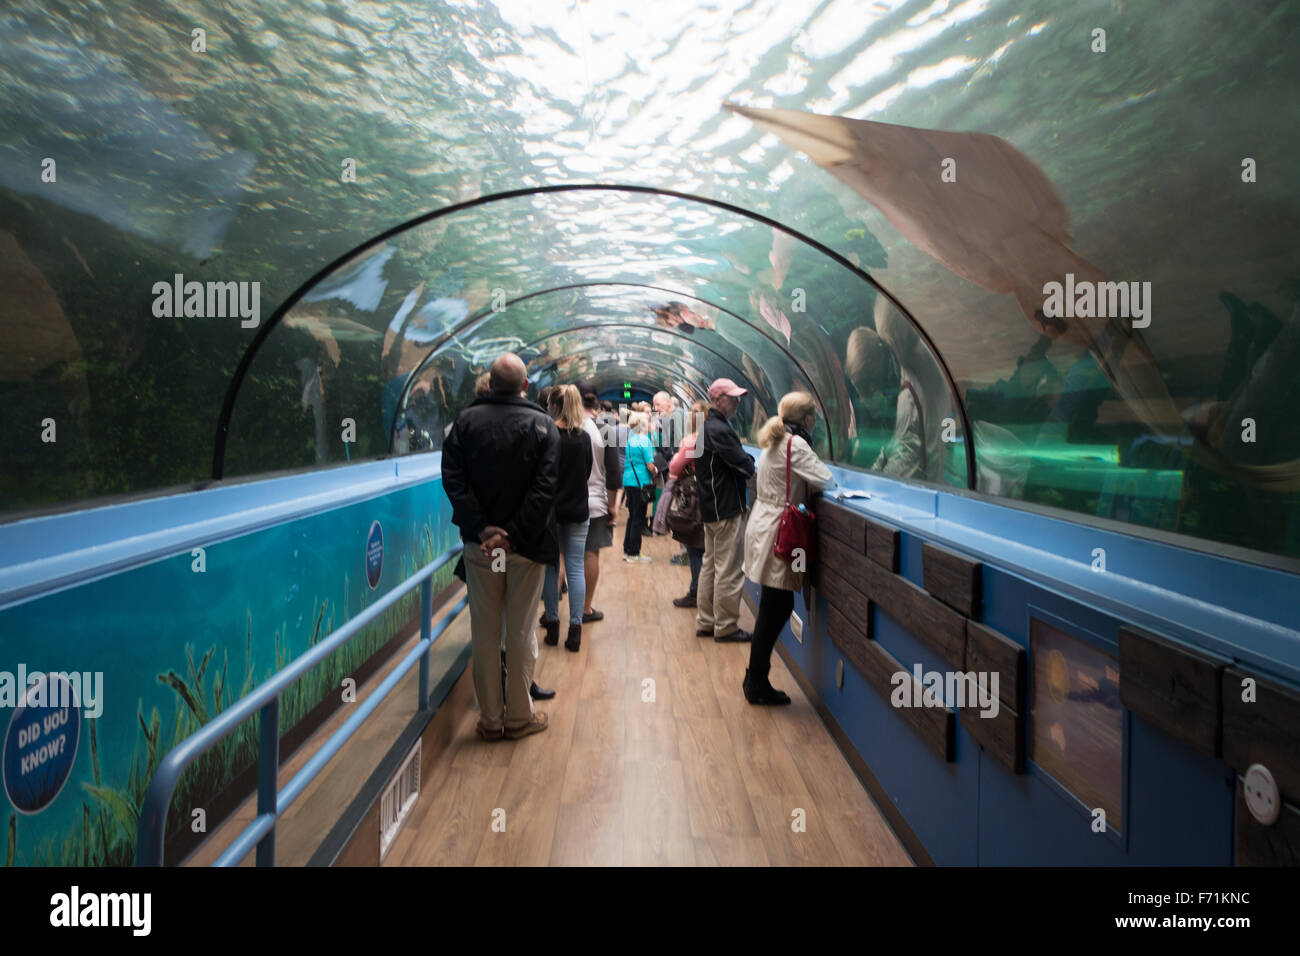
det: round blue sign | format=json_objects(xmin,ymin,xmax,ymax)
[
  {"xmin": 365, "ymin": 520, "xmax": 384, "ymax": 590},
  {"xmin": 3, "ymin": 673, "xmax": 81, "ymax": 815}
]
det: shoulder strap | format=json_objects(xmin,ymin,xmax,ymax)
[{"xmin": 785, "ymin": 435, "xmax": 793, "ymax": 504}]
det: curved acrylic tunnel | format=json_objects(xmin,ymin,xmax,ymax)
[
  {"xmin": 219, "ymin": 186, "xmax": 968, "ymax": 487},
  {"xmin": 4, "ymin": 1, "xmax": 1299, "ymax": 567},
  {"xmin": 394, "ymin": 291, "xmax": 804, "ymax": 438},
  {"xmin": 207, "ymin": 178, "xmax": 1300, "ymax": 563}
]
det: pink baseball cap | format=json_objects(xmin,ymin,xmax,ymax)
[{"xmin": 708, "ymin": 378, "xmax": 748, "ymax": 402}]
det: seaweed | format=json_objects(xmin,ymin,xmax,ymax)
[{"xmin": 10, "ymin": 517, "xmax": 458, "ymax": 866}]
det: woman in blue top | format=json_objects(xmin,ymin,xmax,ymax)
[{"xmin": 622, "ymin": 412, "xmax": 658, "ymax": 562}]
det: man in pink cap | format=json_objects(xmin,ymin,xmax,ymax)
[{"xmin": 695, "ymin": 378, "xmax": 757, "ymax": 642}]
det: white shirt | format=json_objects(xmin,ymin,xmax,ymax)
[{"xmin": 584, "ymin": 417, "xmax": 609, "ymax": 517}]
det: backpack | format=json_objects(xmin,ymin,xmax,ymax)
[{"xmin": 666, "ymin": 470, "xmax": 702, "ymax": 536}]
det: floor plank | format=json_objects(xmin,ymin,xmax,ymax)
[{"xmin": 387, "ymin": 528, "xmax": 911, "ymax": 867}]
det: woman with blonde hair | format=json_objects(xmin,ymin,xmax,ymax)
[
  {"xmin": 741, "ymin": 391, "xmax": 835, "ymax": 704},
  {"xmin": 622, "ymin": 410, "xmax": 658, "ymax": 562},
  {"xmin": 540, "ymin": 384, "xmax": 594, "ymax": 650}
]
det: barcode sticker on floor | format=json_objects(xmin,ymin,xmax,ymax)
[{"xmin": 379, "ymin": 740, "xmax": 421, "ymax": 860}]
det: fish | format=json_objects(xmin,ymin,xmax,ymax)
[
  {"xmin": 283, "ymin": 308, "xmax": 383, "ymax": 367},
  {"xmin": 0, "ymin": 231, "xmax": 90, "ymax": 427},
  {"xmin": 725, "ymin": 102, "xmax": 1300, "ymax": 490},
  {"xmin": 295, "ymin": 358, "xmax": 327, "ymax": 465},
  {"xmin": 412, "ymin": 297, "xmax": 470, "ymax": 341},
  {"xmin": 769, "ymin": 227, "xmax": 797, "ymax": 289},
  {"xmin": 283, "ymin": 310, "xmax": 383, "ymax": 342},
  {"xmin": 61, "ymin": 237, "xmax": 94, "ymax": 280},
  {"xmin": 755, "ymin": 292, "xmax": 792, "ymax": 344},
  {"xmin": 301, "ymin": 245, "xmax": 395, "ymax": 312},
  {"xmin": 382, "ymin": 281, "xmax": 425, "ymax": 371}
]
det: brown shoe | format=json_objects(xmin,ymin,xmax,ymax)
[
  {"xmin": 504, "ymin": 712, "xmax": 549, "ymax": 740},
  {"xmin": 476, "ymin": 721, "xmax": 504, "ymax": 741}
]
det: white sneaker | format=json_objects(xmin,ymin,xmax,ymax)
[{"xmin": 636, "ymin": 555, "xmax": 653, "ymax": 563}]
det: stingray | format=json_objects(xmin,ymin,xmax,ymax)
[
  {"xmin": 0, "ymin": 21, "xmax": 253, "ymax": 258},
  {"xmin": 725, "ymin": 102, "xmax": 1300, "ymax": 491}
]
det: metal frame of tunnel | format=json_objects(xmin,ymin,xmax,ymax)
[
  {"xmin": 530, "ymin": 355, "xmax": 733, "ymax": 411},
  {"xmin": 389, "ymin": 282, "xmax": 830, "ymax": 432},
  {"xmin": 213, "ymin": 184, "xmax": 976, "ymax": 487},
  {"xmin": 392, "ymin": 302, "xmax": 829, "ymax": 451},
  {"xmin": 526, "ymin": 341, "xmax": 756, "ymax": 412},
  {"xmin": 515, "ymin": 320, "xmax": 798, "ymax": 402}
]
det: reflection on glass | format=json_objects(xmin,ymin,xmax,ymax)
[
  {"xmin": 1029, "ymin": 617, "xmax": 1123, "ymax": 834},
  {"xmin": 2, "ymin": 0, "xmax": 1297, "ymax": 566},
  {"xmin": 221, "ymin": 191, "xmax": 964, "ymax": 496}
]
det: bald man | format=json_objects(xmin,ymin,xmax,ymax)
[{"xmin": 443, "ymin": 353, "xmax": 560, "ymax": 740}]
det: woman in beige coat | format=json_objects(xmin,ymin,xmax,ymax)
[{"xmin": 742, "ymin": 392, "xmax": 835, "ymax": 705}]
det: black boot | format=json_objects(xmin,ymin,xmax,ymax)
[
  {"xmin": 742, "ymin": 668, "xmax": 791, "ymax": 706},
  {"xmin": 542, "ymin": 618, "xmax": 560, "ymax": 646},
  {"xmin": 565, "ymin": 622, "xmax": 581, "ymax": 652},
  {"xmin": 503, "ymin": 650, "xmax": 554, "ymax": 699}
]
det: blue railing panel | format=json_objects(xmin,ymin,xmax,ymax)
[{"xmin": 136, "ymin": 542, "xmax": 465, "ymax": 866}]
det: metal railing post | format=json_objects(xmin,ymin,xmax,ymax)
[
  {"xmin": 418, "ymin": 577, "xmax": 433, "ymax": 711},
  {"xmin": 134, "ymin": 544, "xmax": 462, "ymax": 866},
  {"xmin": 256, "ymin": 699, "xmax": 279, "ymax": 866}
]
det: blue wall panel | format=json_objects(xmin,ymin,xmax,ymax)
[
  {"xmin": 776, "ymin": 460, "xmax": 1300, "ymax": 866},
  {"xmin": 0, "ymin": 455, "xmax": 458, "ymax": 866}
]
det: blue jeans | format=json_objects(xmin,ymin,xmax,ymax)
[
  {"xmin": 687, "ymin": 545, "xmax": 705, "ymax": 593},
  {"xmin": 543, "ymin": 520, "xmax": 590, "ymax": 626}
]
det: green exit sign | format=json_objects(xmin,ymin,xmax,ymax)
[{"xmin": 622, "ymin": 382, "xmax": 632, "ymax": 399}]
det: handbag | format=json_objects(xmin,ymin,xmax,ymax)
[
  {"xmin": 652, "ymin": 477, "xmax": 675, "ymax": 535},
  {"xmin": 666, "ymin": 469, "xmax": 702, "ymax": 536},
  {"xmin": 773, "ymin": 435, "xmax": 816, "ymax": 566}
]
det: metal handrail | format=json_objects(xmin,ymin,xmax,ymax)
[{"xmin": 135, "ymin": 543, "xmax": 466, "ymax": 866}]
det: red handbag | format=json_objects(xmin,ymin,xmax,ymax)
[{"xmin": 772, "ymin": 436, "xmax": 816, "ymax": 567}]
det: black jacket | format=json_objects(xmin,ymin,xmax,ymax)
[
  {"xmin": 553, "ymin": 425, "xmax": 594, "ymax": 524},
  {"xmin": 653, "ymin": 407, "xmax": 686, "ymax": 472},
  {"xmin": 442, "ymin": 394, "xmax": 560, "ymax": 565},
  {"xmin": 697, "ymin": 407, "xmax": 755, "ymax": 523}
]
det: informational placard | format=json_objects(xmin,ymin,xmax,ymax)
[
  {"xmin": 366, "ymin": 519, "xmax": 384, "ymax": 590},
  {"xmin": 3, "ymin": 672, "xmax": 81, "ymax": 815},
  {"xmin": 1029, "ymin": 617, "xmax": 1123, "ymax": 832}
]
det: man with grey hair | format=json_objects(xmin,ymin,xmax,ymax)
[{"xmin": 442, "ymin": 353, "xmax": 559, "ymax": 740}]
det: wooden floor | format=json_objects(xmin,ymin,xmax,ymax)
[{"xmin": 384, "ymin": 525, "xmax": 911, "ymax": 867}]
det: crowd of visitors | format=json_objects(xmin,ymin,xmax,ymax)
[{"xmin": 441, "ymin": 353, "xmax": 834, "ymax": 739}]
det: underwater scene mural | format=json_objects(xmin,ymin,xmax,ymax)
[{"xmin": 0, "ymin": 475, "xmax": 458, "ymax": 865}]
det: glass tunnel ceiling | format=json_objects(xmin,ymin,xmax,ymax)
[
  {"xmin": 1, "ymin": 0, "xmax": 1298, "ymax": 562},
  {"xmin": 220, "ymin": 187, "xmax": 966, "ymax": 484}
]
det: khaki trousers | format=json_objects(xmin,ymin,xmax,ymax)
[
  {"xmin": 697, "ymin": 513, "xmax": 745, "ymax": 637},
  {"xmin": 463, "ymin": 545, "xmax": 545, "ymax": 731}
]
